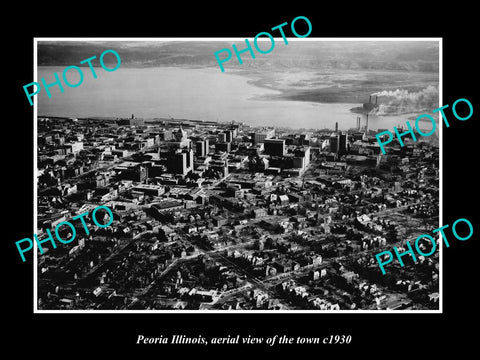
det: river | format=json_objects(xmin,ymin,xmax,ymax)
[{"xmin": 37, "ymin": 66, "xmax": 431, "ymax": 132}]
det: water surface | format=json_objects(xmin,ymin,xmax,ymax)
[{"xmin": 37, "ymin": 66, "xmax": 431, "ymax": 131}]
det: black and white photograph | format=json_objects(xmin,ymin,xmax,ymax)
[
  {"xmin": 5, "ymin": 6, "xmax": 478, "ymax": 356},
  {"xmin": 34, "ymin": 39, "xmax": 441, "ymax": 312}
]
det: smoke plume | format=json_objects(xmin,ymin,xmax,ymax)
[{"xmin": 371, "ymin": 85, "xmax": 439, "ymax": 115}]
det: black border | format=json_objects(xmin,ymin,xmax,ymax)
[{"xmin": 6, "ymin": 5, "xmax": 479, "ymax": 356}]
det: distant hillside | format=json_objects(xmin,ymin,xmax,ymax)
[
  {"xmin": 37, "ymin": 41, "xmax": 230, "ymax": 68},
  {"xmin": 37, "ymin": 40, "xmax": 439, "ymax": 72}
]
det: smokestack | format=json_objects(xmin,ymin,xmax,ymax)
[
  {"xmin": 357, "ymin": 117, "xmax": 361, "ymax": 130},
  {"xmin": 366, "ymin": 114, "xmax": 369, "ymax": 133},
  {"xmin": 369, "ymin": 95, "xmax": 372, "ymax": 103},
  {"xmin": 335, "ymin": 122, "xmax": 338, "ymax": 132},
  {"xmin": 375, "ymin": 96, "xmax": 378, "ymax": 105},
  {"xmin": 132, "ymin": 114, "xmax": 134, "ymax": 119}
]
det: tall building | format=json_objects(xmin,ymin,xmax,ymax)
[
  {"xmin": 339, "ymin": 132, "xmax": 348, "ymax": 154},
  {"xmin": 224, "ymin": 130, "xmax": 233, "ymax": 143},
  {"xmin": 292, "ymin": 146, "xmax": 311, "ymax": 170},
  {"xmin": 330, "ymin": 133, "xmax": 340, "ymax": 153},
  {"xmin": 174, "ymin": 125, "xmax": 188, "ymax": 142},
  {"xmin": 251, "ymin": 128, "xmax": 275, "ymax": 145},
  {"xmin": 264, "ymin": 138, "xmax": 286, "ymax": 156},
  {"xmin": 215, "ymin": 142, "xmax": 231, "ymax": 153},
  {"xmin": 195, "ymin": 139, "xmax": 209, "ymax": 157},
  {"xmin": 167, "ymin": 149, "xmax": 194, "ymax": 176},
  {"xmin": 218, "ymin": 132, "xmax": 227, "ymax": 143},
  {"xmin": 204, "ymin": 139, "xmax": 209, "ymax": 155},
  {"xmin": 299, "ymin": 133, "xmax": 311, "ymax": 146},
  {"xmin": 167, "ymin": 125, "xmax": 191, "ymax": 149},
  {"xmin": 210, "ymin": 155, "xmax": 229, "ymax": 178},
  {"xmin": 195, "ymin": 141, "xmax": 204, "ymax": 156},
  {"xmin": 229, "ymin": 127, "xmax": 238, "ymax": 139}
]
